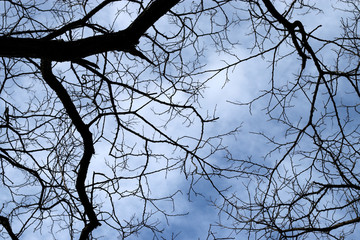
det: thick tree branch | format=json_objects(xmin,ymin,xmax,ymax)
[
  {"xmin": 0, "ymin": 31, "xmax": 134, "ymax": 61},
  {"xmin": 40, "ymin": 59, "xmax": 100, "ymax": 240},
  {"xmin": 127, "ymin": 0, "xmax": 180, "ymax": 39},
  {"xmin": 262, "ymin": 0, "xmax": 309, "ymax": 69},
  {"xmin": 0, "ymin": 0, "xmax": 180, "ymax": 61},
  {"xmin": 0, "ymin": 216, "xmax": 18, "ymax": 240}
]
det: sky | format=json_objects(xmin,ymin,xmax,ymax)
[{"xmin": 1, "ymin": 0, "xmax": 360, "ymax": 240}]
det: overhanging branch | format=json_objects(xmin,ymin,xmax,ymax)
[{"xmin": 0, "ymin": 0, "xmax": 180, "ymax": 61}]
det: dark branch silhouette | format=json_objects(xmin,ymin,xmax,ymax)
[
  {"xmin": 0, "ymin": 0, "xmax": 359, "ymax": 239},
  {"xmin": 0, "ymin": 0, "xmax": 180, "ymax": 61}
]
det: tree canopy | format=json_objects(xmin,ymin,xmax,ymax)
[{"xmin": 0, "ymin": 0, "xmax": 360, "ymax": 239}]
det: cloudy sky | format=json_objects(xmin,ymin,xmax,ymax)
[{"xmin": 1, "ymin": 0, "xmax": 360, "ymax": 240}]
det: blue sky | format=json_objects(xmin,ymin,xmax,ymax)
[{"xmin": 1, "ymin": 0, "xmax": 360, "ymax": 239}]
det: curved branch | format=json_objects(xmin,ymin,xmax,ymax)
[
  {"xmin": 40, "ymin": 59, "xmax": 100, "ymax": 240},
  {"xmin": 262, "ymin": 0, "xmax": 309, "ymax": 69},
  {"xmin": 43, "ymin": 0, "xmax": 119, "ymax": 40}
]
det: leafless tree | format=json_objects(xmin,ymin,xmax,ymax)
[
  {"xmin": 0, "ymin": 0, "xmax": 239, "ymax": 239},
  {"xmin": 0, "ymin": 0, "xmax": 360, "ymax": 240},
  {"xmin": 211, "ymin": 1, "xmax": 360, "ymax": 240}
]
